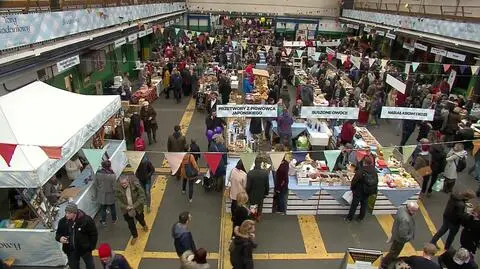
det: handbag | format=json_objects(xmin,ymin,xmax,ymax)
[
  {"xmin": 416, "ymin": 166, "xmax": 432, "ymax": 177},
  {"xmin": 184, "ymin": 155, "xmax": 198, "ymax": 178},
  {"xmin": 432, "ymin": 178, "xmax": 444, "ymax": 192}
]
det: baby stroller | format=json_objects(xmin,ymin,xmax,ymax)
[{"xmin": 203, "ymin": 175, "xmax": 214, "ymax": 192}]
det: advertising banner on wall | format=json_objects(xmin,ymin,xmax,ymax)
[
  {"xmin": 380, "ymin": 107, "xmax": 435, "ymax": 121},
  {"xmin": 0, "ymin": 2, "xmax": 183, "ymax": 50},
  {"xmin": 300, "ymin": 107, "xmax": 359, "ymax": 119},
  {"xmin": 216, "ymin": 105, "xmax": 277, "ymax": 117}
]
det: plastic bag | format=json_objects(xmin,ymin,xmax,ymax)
[
  {"xmin": 342, "ymin": 191, "xmax": 353, "ymax": 204},
  {"xmin": 432, "ymin": 177, "xmax": 444, "ymax": 192}
]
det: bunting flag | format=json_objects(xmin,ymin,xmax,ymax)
[
  {"xmin": 340, "ymin": 54, "xmax": 348, "ymax": 64},
  {"xmin": 241, "ymin": 40, "xmax": 247, "ymax": 50},
  {"xmin": 272, "ymin": 46, "xmax": 279, "ymax": 54},
  {"xmin": 285, "ymin": 48, "xmax": 292, "ymax": 56},
  {"xmin": 356, "ymin": 150, "xmax": 368, "ymax": 162},
  {"xmin": 405, "ymin": 63, "xmax": 411, "ymax": 75},
  {"xmin": 314, "ymin": 52, "xmax": 322, "ymax": 61},
  {"xmin": 402, "ymin": 146, "xmax": 415, "ymax": 163},
  {"xmin": 292, "ymin": 152, "xmax": 307, "ymax": 163},
  {"xmin": 40, "ymin": 146, "xmax": 62, "ymax": 159},
  {"xmin": 164, "ymin": 153, "xmax": 186, "ymax": 175},
  {"xmin": 125, "ymin": 151, "xmax": 146, "ymax": 173},
  {"xmin": 264, "ymin": 45, "xmax": 271, "ymax": 52},
  {"xmin": 203, "ymin": 153, "xmax": 223, "ymax": 174},
  {"xmin": 459, "ymin": 65, "xmax": 467, "ymax": 74},
  {"xmin": 472, "ymin": 66, "xmax": 480, "ymax": 75},
  {"xmin": 184, "ymin": 29, "xmax": 188, "ymax": 35},
  {"xmin": 368, "ymin": 58, "xmax": 376, "ymax": 68},
  {"xmin": 324, "ymin": 150, "xmax": 341, "ymax": 172},
  {"xmin": 351, "ymin": 56, "xmax": 361, "ymax": 69},
  {"xmin": 240, "ymin": 152, "xmax": 257, "ymax": 172},
  {"xmin": 411, "ymin": 62, "xmax": 420, "ymax": 72},
  {"xmin": 269, "ymin": 152, "xmax": 286, "ymax": 171},
  {"xmin": 381, "ymin": 59, "xmax": 388, "ymax": 70},
  {"xmin": 473, "ymin": 141, "xmax": 480, "ymax": 157},
  {"xmin": 232, "ymin": 40, "xmax": 238, "ymax": 49},
  {"xmin": 381, "ymin": 148, "xmax": 394, "ymax": 162},
  {"xmin": 160, "ymin": 27, "xmax": 164, "ymax": 34},
  {"xmin": 174, "ymin": 28, "xmax": 180, "ymax": 35},
  {"xmin": 209, "ymin": 37, "xmax": 215, "ymax": 44},
  {"xmin": 296, "ymin": 49, "xmax": 304, "ymax": 57},
  {"xmin": 0, "ymin": 143, "xmax": 17, "ymax": 167},
  {"xmin": 82, "ymin": 148, "xmax": 107, "ymax": 172},
  {"xmin": 327, "ymin": 54, "xmax": 334, "ymax": 62},
  {"xmin": 443, "ymin": 64, "xmax": 451, "ymax": 72}
]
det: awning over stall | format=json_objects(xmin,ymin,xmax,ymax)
[{"xmin": 0, "ymin": 81, "xmax": 121, "ymax": 188}]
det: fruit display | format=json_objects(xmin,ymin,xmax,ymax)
[{"xmin": 378, "ymin": 172, "xmax": 419, "ymax": 188}]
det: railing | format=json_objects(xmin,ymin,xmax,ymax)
[
  {"xmin": 352, "ymin": 1, "xmax": 480, "ymax": 21},
  {"xmin": 0, "ymin": 0, "xmax": 185, "ymax": 13}
]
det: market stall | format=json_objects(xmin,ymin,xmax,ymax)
[{"xmin": 0, "ymin": 82, "xmax": 126, "ymax": 267}]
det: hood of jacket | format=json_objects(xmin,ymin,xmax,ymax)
[
  {"xmin": 172, "ymin": 223, "xmax": 189, "ymax": 239},
  {"xmin": 173, "ymin": 131, "xmax": 182, "ymax": 139}
]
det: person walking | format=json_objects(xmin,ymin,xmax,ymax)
[
  {"xmin": 180, "ymin": 150, "xmax": 200, "ymax": 203},
  {"xmin": 276, "ymin": 108, "xmax": 294, "ymax": 148},
  {"xmin": 274, "ymin": 156, "xmax": 289, "ymax": 214},
  {"xmin": 230, "ymin": 220, "xmax": 256, "ymax": 269},
  {"xmin": 168, "ymin": 125, "xmax": 187, "ymax": 180},
  {"xmin": 403, "ymin": 243, "xmax": 440, "ymax": 269},
  {"xmin": 443, "ymin": 143, "xmax": 467, "ymax": 193},
  {"xmin": 172, "ymin": 211, "xmax": 197, "ymax": 257},
  {"xmin": 115, "ymin": 176, "xmax": 148, "ymax": 245},
  {"xmin": 135, "ymin": 156, "xmax": 155, "ymax": 213},
  {"xmin": 181, "ymin": 248, "xmax": 210, "ymax": 269},
  {"xmin": 231, "ymin": 192, "xmax": 250, "ymax": 237},
  {"xmin": 97, "ymin": 243, "xmax": 132, "ymax": 269},
  {"xmin": 427, "ymin": 133, "xmax": 446, "ymax": 196},
  {"xmin": 431, "ymin": 190, "xmax": 476, "ymax": 250},
  {"xmin": 209, "ymin": 135, "xmax": 227, "ymax": 192},
  {"xmin": 380, "ymin": 202, "xmax": 419, "ymax": 269},
  {"xmin": 345, "ymin": 156, "xmax": 377, "ymax": 222},
  {"xmin": 171, "ymin": 68, "xmax": 183, "ymax": 103},
  {"xmin": 140, "ymin": 101, "xmax": 158, "ymax": 145},
  {"xmin": 414, "ymin": 143, "xmax": 432, "ymax": 197},
  {"xmin": 438, "ymin": 248, "xmax": 478, "ymax": 269},
  {"xmin": 246, "ymin": 157, "xmax": 270, "ymax": 221},
  {"xmin": 55, "ymin": 203, "xmax": 98, "ymax": 269},
  {"xmin": 95, "ymin": 160, "xmax": 117, "ymax": 227},
  {"xmin": 460, "ymin": 205, "xmax": 480, "ymax": 254},
  {"xmin": 228, "ymin": 160, "xmax": 247, "ymax": 214}
]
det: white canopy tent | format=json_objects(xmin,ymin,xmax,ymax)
[{"xmin": 0, "ymin": 81, "xmax": 121, "ymax": 188}]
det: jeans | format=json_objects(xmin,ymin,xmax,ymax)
[
  {"xmin": 123, "ymin": 211, "xmax": 147, "ymax": 238},
  {"xmin": 67, "ymin": 251, "xmax": 95, "ymax": 269},
  {"xmin": 99, "ymin": 204, "xmax": 117, "ymax": 223},
  {"xmin": 431, "ymin": 217, "xmax": 460, "ymax": 249},
  {"xmin": 141, "ymin": 180, "xmax": 152, "ymax": 208},
  {"xmin": 182, "ymin": 178, "xmax": 194, "ymax": 199},
  {"xmin": 174, "ymin": 88, "xmax": 181, "ymax": 103},
  {"xmin": 346, "ymin": 194, "xmax": 368, "ymax": 221},
  {"xmin": 146, "ymin": 125, "xmax": 157, "ymax": 144},
  {"xmin": 276, "ymin": 188, "xmax": 288, "ymax": 213},
  {"xmin": 381, "ymin": 240, "xmax": 405, "ymax": 268}
]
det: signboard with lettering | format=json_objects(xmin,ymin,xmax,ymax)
[
  {"xmin": 386, "ymin": 74, "xmax": 406, "ymax": 94},
  {"xmin": 385, "ymin": 33, "xmax": 396, "ymax": 39},
  {"xmin": 376, "ymin": 30, "xmax": 385, "ymax": 36},
  {"xmin": 114, "ymin": 37, "xmax": 126, "ymax": 48},
  {"xmin": 56, "ymin": 55, "xmax": 80, "ymax": 73},
  {"xmin": 138, "ymin": 30, "xmax": 147, "ymax": 38},
  {"xmin": 146, "ymin": 28, "xmax": 153, "ymax": 35},
  {"xmin": 381, "ymin": 107, "xmax": 435, "ymax": 121},
  {"xmin": 216, "ymin": 105, "xmax": 278, "ymax": 117},
  {"xmin": 128, "ymin": 33, "xmax": 138, "ymax": 42},
  {"xmin": 414, "ymin": 42, "xmax": 428, "ymax": 51},
  {"xmin": 446, "ymin": 51, "xmax": 466, "ymax": 62},
  {"xmin": 431, "ymin": 47, "xmax": 447, "ymax": 56},
  {"xmin": 300, "ymin": 107, "xmax": 359, "ymax": 119}
]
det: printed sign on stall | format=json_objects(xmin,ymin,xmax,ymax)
[
  {"xmin": 216, "ymin": 105, "xmax": 277, "ymax": 117},
  {"xmin": 56, "ymin": 55, "xmax": 80, "ymax": 73},
  {"xmin": 380, "ymin": 107, "xmax": 435, "ymax": 121},
  {"xmin": 386, "ymin": 74, "xmax": 406, "ymax": 94},
  {"xmin": 300, "ymin": 107, "xmax": 359, "ymax": 119}
]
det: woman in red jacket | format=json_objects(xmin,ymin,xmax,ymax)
[{"xmin": 340, "ymin": 120, "xmax": 356, "ymax": 145}]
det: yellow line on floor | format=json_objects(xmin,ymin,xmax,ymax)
[
  {"xmin": 122, "ymin": 176, "xmax": 167, "ymax": 269},
  {"xmin": 375, "ymin": 215, "xmax": 418, "ymax": 256},
  {"xmin": 92, "ymin": 250, "xmax": 125, "ymax": 256},
  {"xmin": 142, "ymin": 251, "xmax": 219, "ymax": 259},
  {"xmin": 419, "ymin": 200, "xmax": 445, "ymax": 249},
  {"xmin": 219, "ymin": 190, "xmax": 233, "ymax": 269},
  {"xmin": 297, "ymin": 215, "xmax": 327, "ymax": 255}
]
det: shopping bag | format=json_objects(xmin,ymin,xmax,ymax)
[
  {"xmin": 416, "ymin": 166, "xmax": 432, "ymax": 177},
  {"xmin": 432, "ymin": 178, "xmax": 444, "ymax": 192},
  {"xmin": 342, "ymin": 191, "xmax": 353, "ymax": 204}
]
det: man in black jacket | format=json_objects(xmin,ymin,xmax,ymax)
[
  {"xmin": 56, "ymin": 203, "xmax": 98, "ymax": 269},
  {"xmin": 246, "ymin": 158, "xmax": 270, "ymax": 221},
  {"xmin": 345, "ymin": 156, "xmax": 377, "ymax": 222},
  {"xmin": 135, "ymin": 156, "xmax": 155, "ymax": 213},
  {"xmin": 403, "ymin": 243, "xmax": 440, "ymax": 269}
]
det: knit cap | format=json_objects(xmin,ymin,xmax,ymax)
[
  {"xmin": 65, "ymin": 203, "xmax": 78, "ymax": 214},
  {"xmin": 98, "ymin": 243, "xmax": 112, "ymax": 259}
]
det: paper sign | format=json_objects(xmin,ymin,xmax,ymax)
[
  {"xmin": 146, "ymin": 28, "xmax": 153, "ymax": 35},
  {"xmin": 431, "ymin": 47, "xmax": 447, "ymax": 56},
  {"xmin": 138, "ymin": 30, "xmax": 146, "ymax": 38},
  {"xmin": 386, "ymin": 74, "xmax": 406, "ymax": 94},
  {"xmin": 300, "ymin": 107, "xmax": 359, "ymax": 119},
  {"xmin": 448, "ymin": 69, "xmax": 457, "ymax": 90},
  {"xmin": 446, "ymin": 51, "xmax": 466, "ymax": 62},
  {"xmin": 414, "ymin": 42, "xmax": 427, "ymax": 51},
  {"xmin": 56, "ymin": 55, "xmax": 80, "ymax": 73},
  {"xmin": 216, "ymin": 105, "xmax": 278, "ymax": 117},
  {"xmin": 128, "ymin": 33, "xmax": 138, "ymax": 42},
  {"xmin": 376, "ymin": 30, "xmax": 385, "ymax": 36},
  {"xmin": 385, "ymin": 33, "xmax": 396, "ymax": 39},
  {"xmin": 380, "ymin": 107, "xmax": 435, "ymax": 121},
  {"xmin": 114, "ymin": 37, "xmax": 126, "ymax": 48}
]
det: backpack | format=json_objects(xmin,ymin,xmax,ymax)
[
  {"xmin": 134, "ymin": 137, "xmax": 145, "ymax": 151},
  {"xmin": 455, "ymin": 156, "xmax": 466, "ymax": 172},
  {"xmin": 362, "ymin": 171, "xmax": 378, "ymax": 195},
  {"xmin": 184, "ymin": 155, "xmax": 198, "ymax": 178}
]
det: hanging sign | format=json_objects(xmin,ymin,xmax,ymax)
[
  {"xmin": 300, "ymin": 107, "xmax": 359, "ymax": 119},
  {"xmin": 138, "ymin": 30, "xmax": 147, "ymax": 38},
  {"xmin": 385, "ymin": 33, "xmax": 396, "ymax": 39},
  {"xmin": 283, "ymin": 41, "xmax": 293, "ymax": 47},
  {"xmin": 342, "ymin": 248, "xmax": 383, "ymax": 269},
  {"xmin": 380, "ymin": 107, "xmax": 435, "ymax": 121},
  {"xmin": 446, "ymin": 51, "xmax": 466, "ymax": 62},
  {"xmin": 448, "ymin": 69, "xmax": 457, "ymax": 90},
  {"xmin": 114, "ymin": 37, "xmax": 126, "ymax": 48},
  {"xmin": 128, "ymin": 33, "xmax": 138, "ymax": 42},
  {"xmin": 326, "ymin": 47, "xmax": 335, "ymax": 55},
  {"xmin": 316, "ymin": 40, "xmax": 341, "ymax": 47},
  {"xmin": 56, "ymin": 55, "xmax": 80, "ymax": 73},
  {"xmin": 347, "ymin": 24, "xmax": 359, "ymax": 29},
  {"xmin": 146, "ymin": 28, "xmax": 153, "ymax": 35},
  {"xmin": 402, "ymin": 42, "xmax": 414, "ymax": 51},
  {"xmin": 386, "ymin": 74, "xmax": 406, "ymax": 94},
  {"xmin": 430, "ymin": 47, "xmax": 447, "ymax": 56},
  {"xmin": 216, "ymin": 105, "xmax": 278, "ymax": 117},
  {"xmin": 414, "ymin": 42, "xmax": 427, "ymax": 51},
  {"xmin": 376, "ymin": 30, "xmax": 385, "ymax": 36},
  {"xmin": 363, "ymin": 27, "xmax": 371, "ymax": 33}
]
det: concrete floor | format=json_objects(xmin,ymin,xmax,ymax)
[{"xmin": 12, "ymin": 88, "xmax": 480, "ymax": 269}]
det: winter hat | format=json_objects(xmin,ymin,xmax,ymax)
[
  {"xmin": 65, "ymin": 203, "xmax": 78, "ymax": 214},
  {"xmin": 98, "ymin": 243, "xmax": 112, "ymax": 259}
]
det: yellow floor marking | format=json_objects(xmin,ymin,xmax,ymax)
[
  {"xmin": 142, "ymin": 251, "xmax": 219, "ymax": 259},
  {"xmin": 419, "ymin": 200, "xmax": 445, "ymax": 249},
  {"xmin": 92, "ymin": 250, "xmax": 124, "ymax": 256},
  {"xmin": 122, "ymin": 176, "xmax": 167, "ymax": 269},
  {"xmin": 298, "ymin": 215, "xmax": 327, "ymax": 255},
  {"xmin": 219, "ymin": 190, "xmax": 233, "ymax": 269},
  {"xmin": 376, "ymin": 215, "xmax": 417, "ymax": 256}
]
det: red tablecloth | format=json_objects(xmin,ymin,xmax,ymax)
[{"xmin": 133, "ymin": 86, "xmax": 158, "ymax": 103}]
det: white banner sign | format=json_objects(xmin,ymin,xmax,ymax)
[
  {"xmin": 316, "ymin": 40, "xmax": 341, "ymax": 47},
  {"xmin": 56, "ymin": 55, "xmax": 80, "ymax": 73},
  {"xmin": 381, "ymin": 107, "xmax": 435, "ymax": 121},
  {"xmin": 128, "ymin": 33, "xmax": 138, "ymax": 42},
  {"xmin": 448, "ymin": 69, "xmax": 457, "ymax": 90},
  {"xmin": 216, "ymin": 105, "xmax": 277, "ymax": 117},
  {"xmin": 300, "ymin": 107, "xmax": 359, "ymax": 119},
  {"xmin": 146, "ymin": 28, "xmax": 153, "ymax": 35},
  {"xmin": 138, "ymin": 30, "xmax": 147, "ymax": 38},
  {"xmin": 376, "ymin": 30, "xmax": 385, "ymax": 36},
  {"xmin": 386, "ymin": 74, "xmax": 406, "ymax": 94},
  {"xmin": 114, "ymin": 37, "xmax": 126, "ymax": 48},
  {"xmin": 446, "ymin": 51, "xmax": 466, "ymax": 62},
  {"xmin": 431, "ymin": 47, "xmax": 447, "ymax": 56},
  {"xmin": 385, "ymin": 33, "xmax": 396, "ymax": 39},
  {"xmin": 402, "ymin": 42, "xmax": 414, "ymax": 51},
  {"xmin": 414, "ymin": 42, "xmax": 428, "ymax": 51}
]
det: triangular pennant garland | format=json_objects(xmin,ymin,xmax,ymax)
[
  {"xmin": 272, "ymin": 46, "xmax": 279, "ymax": 54},
  {"xmin": 292, "ymin": 152, "xmax": 307, "ymax": 163},
  {"xmin": 381, "ymin": 148, "xmax": 394, "ymax": 162},
  {"xmin": 405, "ymin": 63, "xmax": 411, "ymax": 75},
  {"xmin": 402, "ymin": 146, "xmax": 415, "ymax": 163},
  {"xmin": 296, "ymin": 49, "xmax": 304, "ymax": 57},
  {"xmin": 241, "ymin": 40, "xmax": 247, "ymax": 50},
  {"xmin": 264, "ymin": 45, "xmax": 271, "ymax": 52},
  {"xmin": 285, "ymin": 48, "xmax": 292, "ymax": 56},
  {"xmin": 184, "ymin": 29, "xmax": 188, "ymax": 35},
  {"xmin": 209, "ymin": 37, "xmax": 215, "ymax": 44},
  {"xmin": 232, "ymin": 40, "xmax": 238, "ymax": 49},
  {"xmin": 381, "ymin": 59, "xmax": 388, "ymax": 70},
  {"xmin": 269, "ymin": 152, "xmax": 286, "ymax": 171},
  {"xmin": 314, "ymin": 52, "xmax": 322, "ymax": 61},
  {"xmin": 203, "ymin": 153, "xmax": 223, "ymax": 174},
  {"xmin": 240, "ymin": 152, "xmax": 257, "ymax": 172},
  {"xmin": 125, "ymin": 151, "xmax": 146, "ymax": 173},
  {"xmin": 174, "ymin": 28, "xmax": 180, "ymax": 35},
  {"xmin": 459, "ymin": 65, "xmax": 467, "ymax": 74},
  {"xmin": 443, "ymin": 64, "xmax": 451, "ymax": 72},
  {"xmin": 324, "ymin": 150, "xmax": 341, "ymax": 172},
  {"xmin": 341, "ymin": 55, "xmax": 348, "ymax": 64},
  {"xmin": 164, "ymin": 153, "xmax": 186, "ymax": 175},
  {"xmin": 411, "ymin": 62, "xmax": 420, "ymax": 72},
  {"xmin": 327, "ymin": 54, "xmax": 334, "ymax": 62},
  {"xmin": 472, "ymin": 66, "xmax": 480, "ymax": 75},
  {"xmin": 368, "ymin": 58, "xmax": 375, "ymax": 68},
  {"xmin": 82, "ymin": 148, "xmax": 107, "ymax": 172},
  {"xmin": 0, "ymin": 143, "xmax": 17, "ymax": 167},
  {"xmin": 160, "ymin": 27, "xmax": 164, "ymax": 34},
  {"xmin": 40, "ymin": 146, "xmax": 62, "ymax": 159}
]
